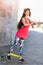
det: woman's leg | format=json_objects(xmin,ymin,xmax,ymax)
[
  {"xmin": 7, "ymin": 36, "xmax": 20, "ymax": 60},
  {"xmin": 10, "ymin": 36, "xmax": 20, "ymax": 51},
  {"xmin": 19, "ymin": 38, "xmax": 25, "ymax": 55}
]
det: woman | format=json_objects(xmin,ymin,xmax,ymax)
[{"xmin": 10, "ymin": 8, "xmax": 37, "ymax": 55}]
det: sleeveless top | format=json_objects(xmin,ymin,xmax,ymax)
[{"xmin": 16, "ymin": 18, "xmax": 30, "ymax": 39}]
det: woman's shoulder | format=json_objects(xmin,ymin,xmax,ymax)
[
  {"xmin": 22, "ymin": 17, "xmax": 25, "ymax": 22},
  {"xmin": 22, "ymin": 17, "xmax": 25, "ymax": 20}
]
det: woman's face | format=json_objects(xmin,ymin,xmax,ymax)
[{"xmin": 25, "ymin": 10, "xmax": 30, "ymax": 16}]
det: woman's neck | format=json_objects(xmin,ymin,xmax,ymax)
[{"xmin": 25, "ymin": 15, "xmax": 28, "ymax": 20}]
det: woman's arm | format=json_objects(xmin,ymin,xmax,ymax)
[
  {"xmin": 22, "ymin": 18, "xmax": 31, "ymax": 26},
  {"xmin": 30, "ymin": 20, "xmax": 37, "ymax": 25}
]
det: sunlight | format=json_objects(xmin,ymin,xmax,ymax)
[
  {"xmin": 18, "ymin": 0, "xmax": 43, "ymax": 22},
  {"xmin": 18, "ymin": 0, "xmax": 43, "ymax": 33},
  {"xmin": 29, "ymin": 27, "xmax": 43, "ymax": 33}
]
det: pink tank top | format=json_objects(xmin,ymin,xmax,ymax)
[{"xmin": 16, "ymin": 18, "xmax": 30, "ymax": 39}]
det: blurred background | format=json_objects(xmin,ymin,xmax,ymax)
[
  {"xmin": 0, "ymin": 0, "xmax": 18, "ymax": 46},
  {"xmin": 0, "ymin": 0, "xmax": 43, "ymax": 46},
  {"xmin": 18, "ymin": 0, "xmax": 43, "ymax": 31}
]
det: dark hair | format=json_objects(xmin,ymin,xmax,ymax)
[{"xmin": 17, "ymin": 8, "xmax": 31, "ymax": 29}]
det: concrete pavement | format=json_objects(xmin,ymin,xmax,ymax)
[{"xmin": 0, "ymin": 30, "xmax": 43, "ymax": 65}]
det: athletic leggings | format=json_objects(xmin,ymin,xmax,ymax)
[{"xmin": 10, "ymin": 36, "xmax": 25, "ymax": 52}]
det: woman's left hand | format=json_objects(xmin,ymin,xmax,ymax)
[
  {"xmin": 33, "ymin": 22, "xmax": 37, "ymax": 25},
  {"xmin": 30, "ymin": 20, "xmax": 37, "ymax": 25}
]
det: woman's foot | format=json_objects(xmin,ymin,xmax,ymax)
[
  {"xmin": 19, "ymin": 58, "xmax": 24, "ymax": 62},
  {"xmin": 7, "ymin": 56, "xmax": 11, "ymax": 61},
  {"xmin": 7, "ymin": 51, "xmax": 11, "ymax": 61}
]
